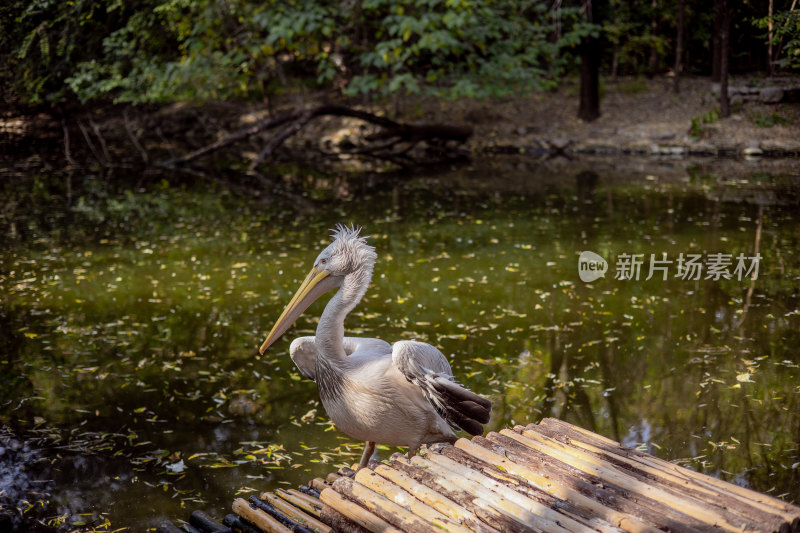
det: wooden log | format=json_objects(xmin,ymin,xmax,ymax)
[
  {"xmin": 420, "ymin": 448, "xmax": 597, "ymax": 533},
  {"xmin": 299, "ymin": 485, "xmax": 322, "ymax": 499},
  {"xmin": 232, "ymin": 498, "xmax": 292, "ymax": 533},
  {"xmin": 249, "ymin": 496, "xmax": 315, "ymax": 533},
  {"xmin": 407, "ymin": 454, "xmax": 560, "ymax": 532},
  {"xmin": 189, "ymin": 510, "xmax": 228, "ymax": 532},
  {"xmin": 332, "ymin": 475, "xmax": 448, "ymax": 533},
  {"xmin": 478, "ymin": 433, "xmax": 709, "ymax": 533},
  {"xmin": 389, "ymin": 454, "xmax": 534, "ymax": 533},
  {"xmin": 504, "ymin": 427, "xmax": 769, "ymax": 532},
  {"xmin": 181, "ymin": 523, "xmax": 204, "ymax": 533},
  {"xmin": 436, "ymin": 442, "xmax": 640, "ymax": 533},
  {"xmin": 339, "ymin": 466, "xmax": 357, "ymax": 478},
  {"xmin": 372, "ymin": 463, "xmax": 500, "ymax": 533},
  {"xmin": 261, "ymin": 492, "xmax": 331, "ymax": 533},
  {"xmin": 274, "ymin": 489, "xmax": 324, "ymax": 517},
  {"xmin": 223, "ymin": 513, "xmax": 263, "ymax": 533},
  {"xmin": 454, "ymin": 437, "xmax": 659, "ymax": 533},
  {"xmin": 539, "ymin": 418, "xmax": 800, "ymax": 522},
  {"xmin": 319, "ymin": 487, "xmax": 404, "ymax": 533},
  {"xmin": 319, "ymin": 504, "xmax": 372, "ymax": 533},
  {"xmin": 326, "ymin": 473, "xmax": 342, "ymax": 484},
  {"xmin": 530, "ymin": 422, "xmax": 796, "ymax": 528},
  {"xmin": 309, "ymin": 478, "xmax": 329, "ymax": 492},
  {"xmin": 353, "ymin": 468, "xmax": 472, "ymax": 533}
]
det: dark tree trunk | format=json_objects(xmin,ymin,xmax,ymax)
[
  {"xmin": 673, "ymin": 0, "xmax": 685, "ymax": 93},
  {"xmin": 647, "ymin": 0, "xmax": 659, "ymax": 77},
  {"xmin": 718, "ymin": 0, "xmax": 730, "ymax": 117},
  {"xmin": 711, "ymin": 0, "xmax": 724, "ymax": 81},
  {"xmin": 578, "ymin": 0, "xmax": 603, "ymax": 122},
  {"xmin": 767, "ymin": 0, "xmax": 774, "ymax": 75}
]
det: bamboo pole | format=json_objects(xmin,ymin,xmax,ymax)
[
  {"xmin": 504, "ymin": 428, "xmax": 762, "ymax": 532},
  {"xmin": 275, "ymin": 488, "xmax": 324, "ymax": 517},
  {"xmin": 232, "ymin": 498, "xmax": 293, "ymax": 533},
  {"xmin": 436, "ymin": 444, "xmax": 635, "ymax": 533},
  {"xmin": 421, "ymin": 448, "xmax": 598, "ymax": 533},
  {"xmin": 309, "ymin": 478, "xmax": 330, "ymax": 492},
  {"xmin": 454, "ymin": 438, "xmax": 658, "ymax": 533},
  {"xmin": 521, "ymin": 425, "xmax": 781, "ymax": 529},
  {"xmin": 372, "ymin": 463, "xmax": 500, "ymax": 533},
  {"xmin": 353, "ymin": 468, "xmax": 473, "ymax": 533},
  {"xmin": 333, "ymin": 475, "xmax": 451, "ymax": 533},
  {"xmin": 539, "ymin": 418, "xmax": 800, "ymax": 521},
  {"xmin": 463, "ymin": 436, "xmax": 708, "ymax": 533},
  {"xmin": 319, "ymin": 488, "xmax": 404, "ymax": 533},
  {"xmin": 407, "ymin": 453, "xmax": 571, "ymax": 533},
  {"xmin": 531, "ymin": 421, "xmax": 798, "ymax": 525},
  {"xmin": 392, "ymin": 454, "xmax": 536, "ymax": 533},
  {"xmin": 261, "ymin": 492, "xmax": 332, "ymax": 533}
]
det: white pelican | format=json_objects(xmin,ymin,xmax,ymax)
[{"xmin": 259, "ymin": 225, "xmax": 491, "ymax": 469}]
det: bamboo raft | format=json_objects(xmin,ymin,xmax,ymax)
[{"xmin": 158, "ymin": 418, "xmax": 800, "ymax": 533}]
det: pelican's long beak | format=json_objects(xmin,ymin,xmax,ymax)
[{"xmin": 259, "ymin": 267, "xmax": 336, "ymax": 354}]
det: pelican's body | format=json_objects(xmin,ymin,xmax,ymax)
[
  {"xmin": 290, "ymin": 336, "xmax": 458, "ymax": 448},
  {"xmin": 260, "ymin": 226, "xmax": 491, "ymax": 468}
]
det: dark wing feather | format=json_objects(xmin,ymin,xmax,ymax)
[{"xmin": 392, "ymin": 340, "xmax": 492, "ymax": 435}]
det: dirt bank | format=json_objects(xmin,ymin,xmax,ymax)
[
  {"xmin": 386, "ymin": 74, "xmax": 800, "ymax": 158},
  {"xmin": 2, "ymin": 75, "xmax": 799, "ymax": 170}
]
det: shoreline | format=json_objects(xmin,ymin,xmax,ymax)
[{"xmin": 2, "ymin": 75, "xmax": 799, "ymax": 166}]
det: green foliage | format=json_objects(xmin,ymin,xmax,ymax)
[
  {"xmin": 748, "ymin": 108, "xmax": 791, "ymax": 128},
  {"xmin": 3, "ymin": 0, "xmax": 598, "ymax": 105},
  {"xmin": 754, "ymin": 9, "xmax": 800, "ymax": 70},
  {"xmin": 343, "ymin": 1, "xmax": 590, "ymax": 99},
  {"xmin": 0, "ymin": 0, "xmax": 123, "ymax": 104},
  {"xmin": 603, "ymin": 0, "xmax": 671, "ymax": 75},
  {"xmin": 3, "ymin": 0, "xmax": 796, "ymax": 106},
  {"xmin": 689, "ymin": 108, "xmax": 720, "ymax": 139}
]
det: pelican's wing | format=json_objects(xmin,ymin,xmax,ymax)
[
  {"xmin": 391, "ymin": 340, "xmax": 491, "ymax": 436},
  {"xmin": 289, "ymin": 336, "xmax": 392, "ymax": 381},
  {"xmin": 289, "ymin": 337, "xmax": 317, "ymax": 380},
  {"xmin": 343, "ymin": 337, "xmax": 392, "ymax": 357}
]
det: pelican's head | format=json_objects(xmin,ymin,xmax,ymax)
[{"xmin": 259, "ymin": 225, "xmax": 376, "ymax": 354}]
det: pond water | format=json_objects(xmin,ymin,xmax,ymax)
[{"xmin": 1, "ymin": 158, "xmax": 799, "ymax": 531}]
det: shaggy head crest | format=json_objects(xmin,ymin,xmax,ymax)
[{"xmin": 321, "ymin": 224, "xmax": 377, "ymax": 274}]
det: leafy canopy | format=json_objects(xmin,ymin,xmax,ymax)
[{"xmin": 3, "ymin": 0, "xmax": 590, "ymax": 105}]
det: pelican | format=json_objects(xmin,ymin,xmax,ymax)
[{"xmin": 259, "ymin": 225, "xmax": 491, "ymax": 469}]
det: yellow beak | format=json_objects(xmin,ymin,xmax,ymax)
[{"xmin": 259, "ymin": 267, "xmax": 332, "ymax": 354}]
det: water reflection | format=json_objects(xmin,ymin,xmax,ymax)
[{"xmin": 1, "ymin": 158, "xmax": 798, "ymax": 530}]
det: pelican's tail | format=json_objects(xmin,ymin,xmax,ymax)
[{"xmin": 424, "ymin": 374, "xmax": 492, "ymax": 436}]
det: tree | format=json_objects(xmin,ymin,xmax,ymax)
[
  {"xmin": 717, "ymin": 0, "xmax": 730, "ymax": 117},
  {"xmin": 3, "ymin": 0, "xmax": 591, "ymax": 106},
  {"xmin": 755, "ymin": 1, "xmax": 800, "ymax": 71},
  {"xmin": 711, "ymin": 0, "xmax": 725, "ymax": 81},
  {"xmin": 578, "ymin": 0, "xmax": 604, "ymax": 122},
  {"xmin": 673, "ymin": 0, "xmax": 685, "ymax": 93}
]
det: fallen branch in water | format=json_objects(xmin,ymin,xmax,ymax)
[{"xmin": 159, "ymin": 104, "xmax": 472, "ymax": 168}]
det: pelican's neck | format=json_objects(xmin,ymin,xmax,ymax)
[{"xmin": 315, "ymin": 265, "xmax": 372, "ymax": 363}]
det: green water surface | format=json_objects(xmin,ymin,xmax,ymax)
[{"xmin": 1, "ymin": 160, "xmax": 798, "ymax": 530}]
